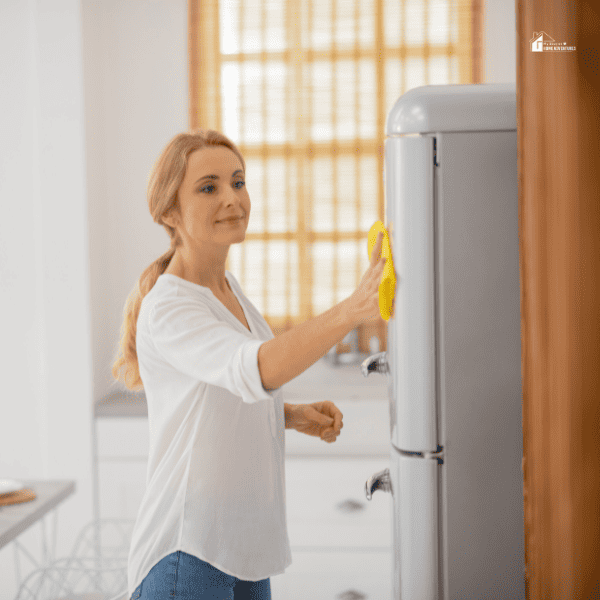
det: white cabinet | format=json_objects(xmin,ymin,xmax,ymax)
[
  {"xmin": 284, "ymin": 398, "xmax": 390, "ymax": 456},
  {"xmin": 96, "ymin": 418, "xmax": 149, "ymax": 521},
  {"xmin": 95, "ymin": 399, "xmax": 392, "ymax": 598},
  {"xmin": 285, "ymin": 456, "xmax": 391, "ymax": 549},
  {"xmin": 95, "ymin": 398, "xmax": 390, "ymax": 516},
  {"xmin": 96, "ymin": 417, "xmax": 149, "ymax": 459},
  {"xmin": 270, "ymin": 550, "xmax": 392, "ymax": 600},
  {"xmin": 97, "ymin": 460, "xmax": 147, "ymax": 521}
]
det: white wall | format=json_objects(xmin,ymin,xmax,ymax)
[
  {"xmin": 483, "ymin": 0, "xmax": 517, "ymax": 83},
  {"xmin": 0, "ymin": 1, "xmax": 93, "ymax": 598},
  {"xmin": 83, "ymin": 0, "xmax": 188, "ymax": 402},
  {"xmin": 0, "ymin": 0, "xmax": 187, "ymax": 597},
  {"xmin": 0, "ymin": 0, "xmax": 514, "ymax": 597}
]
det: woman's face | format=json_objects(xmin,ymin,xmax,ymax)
[{"xmin": 171, "ymin": 145, "xmax": 250, "ymax": 248}]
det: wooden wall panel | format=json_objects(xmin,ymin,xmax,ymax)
[{"xmin": 516, "ymin": 0, "xmax": 600, "ymax": 597}]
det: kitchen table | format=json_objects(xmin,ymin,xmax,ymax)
[{"xmin": 0, "ymin": 479, "xmax": 76, "ymax": 591}]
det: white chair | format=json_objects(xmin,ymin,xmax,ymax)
[{"xmin": 13, "ymin": 519, "xmax": 134, "ymax": 600}]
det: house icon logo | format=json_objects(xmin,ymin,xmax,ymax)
[
  {"xmin": 530, "ymin": 31, "xmax": 554, "ymax": 51},
  {"xmin": 530, "ymin": 31, "xmax": 576, "ymax": 52}
]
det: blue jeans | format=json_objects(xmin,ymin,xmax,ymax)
[{"xmin": 130, "ymin": 550, "xmax": 272, "ymax": 600}]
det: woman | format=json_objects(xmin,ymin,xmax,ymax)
[{"xmin": 112, "ymin": 128, "xmax": 388, "ymax": 600}]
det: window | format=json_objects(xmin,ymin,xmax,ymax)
[{"xmin": 188, "ymin": 0, "xmax": 482, "ymax": 349}]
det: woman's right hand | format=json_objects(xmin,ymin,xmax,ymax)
[{"xmin": 346, "ymin": 231, "xmax": 390, "ymax": 324}]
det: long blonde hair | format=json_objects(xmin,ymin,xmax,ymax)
[{"xmin": 111, "ymin": 128, "xmax": 246, "ymax": 391}]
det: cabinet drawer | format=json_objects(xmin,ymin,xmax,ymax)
[
  {"xmin": 285, "ymin": 399, "xmax": 389, "ymax": 456},
  {"xmin": 285, "ymin": 457, "xmax": 392, "ymax": 549},
  {"xmin": 271, "ymin": 549, "xmax": 392, "ymax": 600},
  {"xmin": 98, "ymin": 459, "xmax": 148, "ymax": 521},
  {"xmin": 96, "ymin": 400, "xmax": 389, "ymax": 458},
  {"xmin": 95, "ymin": 454, "xmax": 391, "ymax": 551},
  {"xmin": 96, "ymin": 417, "xmax": 149, "ymax": 458}
]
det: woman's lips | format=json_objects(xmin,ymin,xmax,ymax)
[{"xmin": 217, "ymin": 217, "xmax": 243, "ymax": 224}]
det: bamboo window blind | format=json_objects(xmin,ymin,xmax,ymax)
[{"xmin": 188, "ymin": 0, "xmax": 482, "ymax": 350}]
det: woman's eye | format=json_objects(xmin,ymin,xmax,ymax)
[{"xmin": 199, "ymin": 181, "xmax": 245, "ymax": 194}]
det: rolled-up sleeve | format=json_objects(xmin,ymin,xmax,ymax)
[{"xmin": 148, "ymin": 295, "xmax": 277, "ymax": 403}]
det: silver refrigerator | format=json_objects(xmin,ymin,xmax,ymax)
[{"xmin": 362, "ymin": 83, "xmax": 525, "ymax": 600}]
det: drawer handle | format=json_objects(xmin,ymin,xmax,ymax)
[{"xmin": 364, "ymin": 468, "xmax": 392, "ymax": 500}]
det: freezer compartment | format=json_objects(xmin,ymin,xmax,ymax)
[
  {"xmin": 385, "ymin": 135, "xmax": 437, "ymax": 452},
  {"xmin": 390, "ymin": 446, "xmax": 441, "ymax": 600}
]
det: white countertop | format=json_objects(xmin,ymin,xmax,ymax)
[
  {"xmin": 96, "ymin": 357, "xmax": 389, "ymax": 417},
  {"xmin": 281, "ymin": 356, "xmax": 389, "ymax": 401}
]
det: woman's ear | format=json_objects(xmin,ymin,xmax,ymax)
[{"xmin": 161, "ymin": 210, "xmax": 178, "ymax": 229}]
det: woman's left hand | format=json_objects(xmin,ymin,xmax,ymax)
[{"xmin": 291, "ymin": 401, "xmax": 344, "ymax": 443}]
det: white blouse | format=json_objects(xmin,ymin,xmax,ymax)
[{"xmin": 127, "ymin": 271, "xmax": 292, "ymax": 598}]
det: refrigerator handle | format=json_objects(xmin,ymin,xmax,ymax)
[
  {"xmin": 361, "ymin": 351, "xmax": 389, "ymax": 377},
  {"xmin": 365, "ymin": 467, "xmax": 392, "ymax": 500}
]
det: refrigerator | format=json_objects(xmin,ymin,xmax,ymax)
[{"xmin": 361, "ymin": 83, "xmax": 525, "ymax": 600}]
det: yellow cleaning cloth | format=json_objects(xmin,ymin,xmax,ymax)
[{"xmin": 368, "ymin": 221, "xmax": 396, "ymax": 321}]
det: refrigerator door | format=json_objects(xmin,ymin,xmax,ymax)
[
  {"xmin": 390, "ymin": 445, "xmax": 440, "ymax": 600},
  {"xmin": 434, "ymin": 129, "xmax": 525, "ymax": 600},
  {"xmin": 385, "ymin": 135, "xmax": 437, "ymax": 453}
]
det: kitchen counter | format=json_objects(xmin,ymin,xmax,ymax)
[{"xmin": 96, "ymin": 357, "xmax": 389, "ymax": 418}]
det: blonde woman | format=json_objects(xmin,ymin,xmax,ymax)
[{"xmin": 112, "ymin": 129, "xmax": 388, "ymax": 600}]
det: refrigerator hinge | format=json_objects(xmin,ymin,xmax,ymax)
[
  {"xmin": 425, "ymin": 445, "xmax": 444, "ymax": 464},
  {"xmin": 433, "ymin": 137, "xmax": 439, "ymax": 167}
]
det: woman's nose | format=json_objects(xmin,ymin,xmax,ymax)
[{"xmin": 223, "ymin": 190, "xmax": 242, "ymax": 206}]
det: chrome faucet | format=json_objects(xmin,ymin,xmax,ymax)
[{"xmin": 324, "ymin": 330, "xmax": 380, "ymax": 367}]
